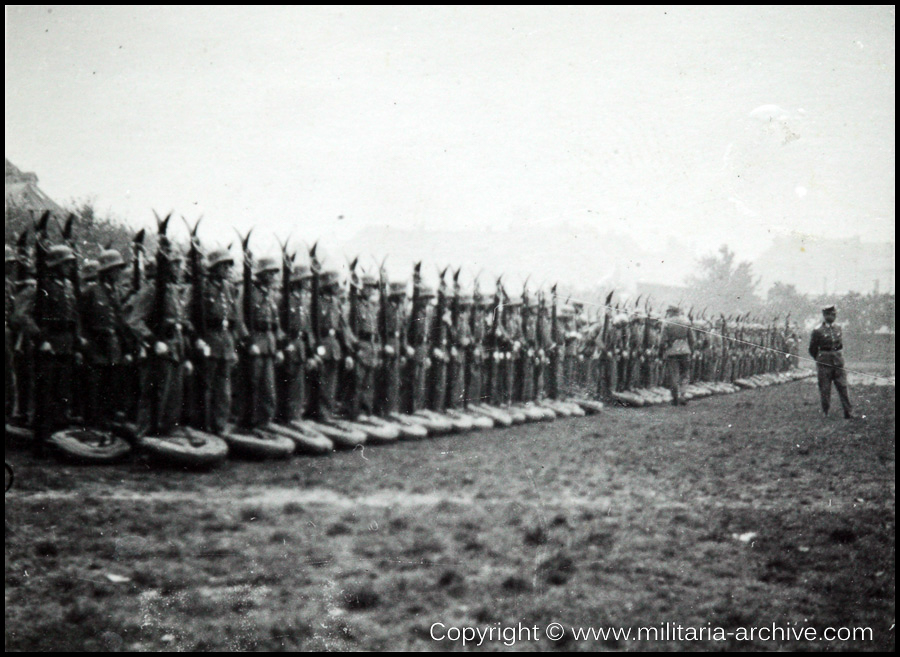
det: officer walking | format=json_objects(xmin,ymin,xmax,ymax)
[
  {"xmin": 658, "ymin": 305, "xmax": 694, "ymax": 406},
  {"xmin": 808, "ymin": 305, "xmax": 854, "ymax": 418}
]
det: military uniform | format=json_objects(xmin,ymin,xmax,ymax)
[
  {"xmin": 502, "ymin": 299, "xmax": 522, "ymax": 405},
  {"xmin": 517, "ymin": 296, "xmax": 537, "ymax": 403},
  {"xmin": 5, "ymin": 248, "xmax": 16, "ymax": 420},
  {"xmin": 80, "ymin": 251, "xmax": 132, "ymax": 426},
  {"xmin": 427, "ymin": 283, "xmax": 451, "ymax": 412},
  {"xmin": 465, "ymin": 294, "xmax": 489, "ymax": 405},
  {"xmin": 197, "ymin": 253, "xmax": 243, "ymax": 434},
  {"xmin": 127, "ymin": 259, "xmax": 192, "ymax": 437},
  {"xmin": 310, "ymin": 271, "xmax": 354, "ymax": 419},
  {"xmin": 446, "ymin": 292, "xmax": 471, "ymax": 410},
  {"xmin": 277, "ymin": 266, "xmax": 313, "ymax": 422},
  {"xmin": 351, "ymin": 277, "xmax": 381, "ymax": 417},
  {"xmin": 243, "ymin": 263, "xmax": 281, "ymax": 428},
  {"xmin": 378, "ymin": 282, "xmax": 408, "ymax": 415},
  {"xmin": 533, "ymin": 300, "xmax": 552, "ymax": 400},
  {"xmin": 10, "ymin": 272, "xmax": 37, "ymax": 425},
  {"xmin": 659, "ymin": 308, "xmax": 693, "ymax": 406},
  {"xmin": 809, "ymin": 307, "xmax": 853, "ymax": 417},
  {"xmin": 405, "ymin": 285, "xmax": 432, "ymax": 413},
  {"xmin": 18, "ymin": 246, "xmax": 82, "ymax": 449}
]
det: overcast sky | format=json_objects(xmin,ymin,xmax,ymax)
[{"xmin": 5, "ymin": 5, "xmax": 895, "ymax": 273}]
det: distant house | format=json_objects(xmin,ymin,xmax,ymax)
[{"xmin": 5, "ymin": 158, "xmax": 63, "ymax": 214}]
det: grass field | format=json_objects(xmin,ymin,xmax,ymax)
[{"xmin": 5, "ymin": 380, "xmax": 895, "ymax": 651}]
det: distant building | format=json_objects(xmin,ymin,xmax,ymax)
[{"xmin": 5, "ymin": 158, "xmax": 63, "ymax": 213}]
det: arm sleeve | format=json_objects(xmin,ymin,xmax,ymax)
[{"xmin": 808, "ymin": 330, "xmax": 819, "ymax": 359}]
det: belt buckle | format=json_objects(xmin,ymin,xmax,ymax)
[{"xmin": 222, "ymin": 319, "xmax": 229, "ymax": 330}]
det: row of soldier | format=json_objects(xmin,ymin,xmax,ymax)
[{"xmin": 5, "ymin": 212, "xmax": 799, "ymax": 455}]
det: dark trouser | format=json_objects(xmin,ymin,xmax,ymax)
[
  {"xmin": 205, "ymin": 358, "xmax": 234, "ymax": 434},
  {"xmin": 563, "ymin": 355, "xmax": 577, "ymax": 398},
  {"xmin": 447, "ymin": 354, "xmax": 465, "ymax": 409},
  {"xmin": 84, "ymin": 363, "xmax": 127, "ymax": 427},
  {"xmin": 378, "ymin": 355, "xmax": 401, "ymax": 415},
  {"xmin": 534, "ymin": 358, "xmax": 545, "ymax": 400},
  {"xmin": 548, "ymin": 354, "xmax": 562, "ymax": 400},
  {"xmin": 248, "ymin": 355, "xmax": 276, "ymax": 427},
  {"xmin": 488, "ymin": 356, "xmax": 502, "ymax": 405},
  {"xmin": 412, "ymin": 358, "xmax": 428, "ymax": 412},
  {"xmin": 465, "ymin": 358, "xmax": 484, "ymax": 406},
  {"xmin": 357, "ymin": 363, "xmax": 376, "ymax": 416},
  {"xmin": 5, "ymin": 327, "xmax": 14, "ymax": 420},
  {"xmin": 816, "ymin": 354, "xmax": 852, "ymax": 416},
  {"xmin": 277, "ymin": 351, "xmax": 305, "ymax": 422},
  {"xmin": 428, "ymin": 360, "xmax": 448, "ymax": 411},
  {"xmin": 315, "ymin": 358, "xmax": 343, "ymax": 419},
  {"xmin": 518, "ymin": 356, "xmax": 534, "ymax": 402},
  {"xmin": 666, "ymin": 355, "xmax": 691, "ymax": 405},
  {"xmin": 137, "ymin": 356, "xmax": 185, "ymax": 436},
  {"xmin": 13, "ymin": 342, "xmax": 34, "ymax": 423},
  {"xmin": 33, "ymin": 351, "xmax": 74, "ymax": 453},
  {"xmin": 598, "ymin": 356, "xmax": 615, "ymax": 400}
]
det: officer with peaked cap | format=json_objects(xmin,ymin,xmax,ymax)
[
  {"xmin": 809, "ymin": 305, "xmax": 854, "ymax": 418},
  {"xmin": 80, "ymin": 249, "xmax": 132, "ymax": 427}
]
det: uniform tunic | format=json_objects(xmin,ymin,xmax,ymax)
[
  {"xmin": 659, "ymin": 315, "xmax": 694, "ymax": 405},
  {"xmin": 81, "ymin": 279, "xmax": 131, "ymax": 425},
  {"xmin": 808, "ymin": 321, "xmax": 852, "ymax": 416},
  {"xmin": 198, "ymin": 277, "xmax": 243, "ymax": 433},
  {"xmin": 126, "ymin": 280, "xmax": 191, "ymax": 436}
]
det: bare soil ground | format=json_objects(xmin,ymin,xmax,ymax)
[{"xmin": 5, "ymin": 380, "xmax": 895, "ymax": 651}]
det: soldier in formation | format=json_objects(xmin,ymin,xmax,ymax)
[{"xmin": 4, "ymin": 216, "xmax": 810, "ymax": 456}]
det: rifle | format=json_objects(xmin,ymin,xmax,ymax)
[
  {"xmin": 14, "ymin": 228, "xmax": 29, "ymax": 286},
  {"xmin": 279, "ymin": 242, "xmax": 294, "ymax": 342},
  {"xmin": 378, "ymin": 257, "xmax": 389, "ymax": 355},
  {"xmin": 235, "ymin": 228, "xmax": 255, "ymax": 427},
  {"xmin": 308, "ymin": 242, "xmax": 322, "ymax": 351},
  {"xmin": 600, "ymin": 290, "xmax": 614, "ymax": 356},
  {"xmin": 149, "ymin": 212, "xmax": 172, "ymax": 340},
  {"xmin": 32, "ymin": 211, "xmax": 52, "ymax": 450},
  {"xmin": 347, "ymin": 257, "xmax": 360, "ymax": 335},
  {"xmin": 184, "ymin": 216, "xmax": 206, "ymax": 429},
  {"xmin": 130, "ymin": 229, "xmax": 145, "ymax": 298},
  {"xmin": 409, "ymin": 262, "xmax": 422, "ymax": 347},
  {"xmin": 60, "ymin": 213, "xmax": 82, "ymax": 306},
  {"xmin": 489, "ymin": 276, "xmax": 504, "ymax": 402}
]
